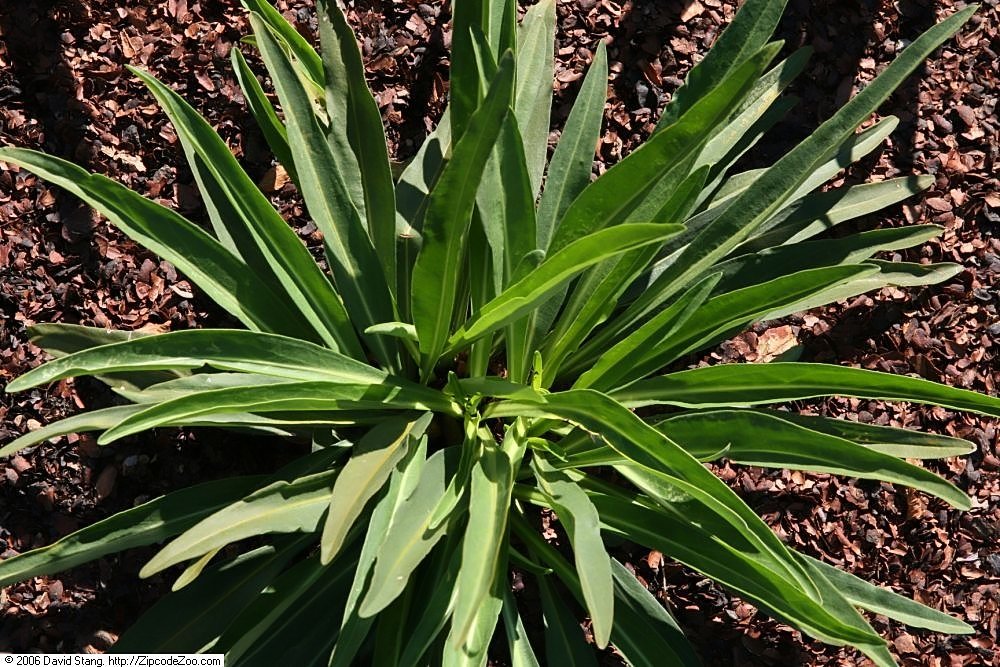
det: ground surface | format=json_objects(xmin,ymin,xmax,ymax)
[{"xmin": 0, "ymin": 0, "xmax": 998, "ymax": 664}]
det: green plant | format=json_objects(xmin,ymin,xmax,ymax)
[{"xmin": 0, "ymin": 0, "xmax": 989, "ymax": 663}]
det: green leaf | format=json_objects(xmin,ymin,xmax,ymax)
[
  {"xmin": 141, "ymin": 466, "xmax": 338, "ymax": 577},
  {"xmin": 736, "ymin": 175, "xmax": 935, "ymax": 253},
  {"xmin": 446, "ymin": 223, "xmax": 684, "ymax": 352},
  {"xmin": 28, "ymin": 323, "xmax": 153, "ymax": 355},
  {"xmin": 320, "ymin": 413, "xmax": 432, "ymax": 564},
  {"xmin": 450, "ymin": 0, "xmax": 489, "ymax": 139},
  {"xmin": 514, "ymin": 0, "xmax": 556, "ymax": 196},
  {"xmin": 549, "ymin": 43, "xmax": 780, "ymax": 254},
  {"xmin": 657, "ymin": 0, "xmax": 788, "ymax": 129},
  {"xmin": 112, "ymin": 538, "xmax": 309, "ymax": 654},
  {"xmin": 475, "ymin": 113, "xmax": 536, "ymax": 300},
  {"xmin": 241, "ymin": 0, "xmax": 324, "ymax": 84},
  {"xmin": 0, "ymin": 405, "xmax": 142, "ymax": 458},
  {"xmin": 230, "ymin": 47, "xmax": 295, "ymax": 180},
  {"xmin": 488, "ymin": 391, "xmax": 820, "ymax": 598},
  {"xmin": 537, "ymin": 573, "xmax": 599, "ymax": 667},
  {"xmin": 616, "ymin": 6, "xmax": 976, "ymax": 334},
  {"xmin": 695, "ymin": 45, "xmax": 811, "ymax": 174},
  {"xmin": 216, "ymin": 549, "xmax": 356, "ymax": 667},
  {"xmin": 626, "ymin": 265, "xmax": 878, "ymax": 373},
  {"xmin": 451, "ymin": 445, "xmax": 513, "ymax": 653},
  {"xmin": 609, "ymin": 558, "xmax": 700, "ymax": 666},
  {"xmin": 617, "ymin": 362, "xmax": 1000, "ymax": 419},
  {"xmin": 0, "ymin": 475, "xmax": 265, "ymax": 588},
  {"xmin": 397, "ymin": 537, "xmax": 464, "ymax": 667},
  {"xmin": 655, "ymin": 410, "xmax": 970, "ymax": 508},
  {"xmin": 360, "ymin": 446, "xmax": 459, "ymax": 616},
  {"xmin": 800, "ymin": 554, "xmax": 974, "ymax": 634},
  {"xmin": 0, "ymin": 148, "xmax": 306, "ymax": 337},
  {"xmin": 330, "ymin": 437, "xmax": 429, "ymax": 667},
  {"xmin": 572, "ymin": 272, "xmax": 720, "ymax": 391},
  {"xmin": 512, "ymin": 518, "xmax": 699, "ymax": 666},
  {"xmin": 534, "ymin": 461, "xmax": 614, "ymax": 648},
  {"xmin": 443, "ymin": 580, "xmax": 504, "ymax": 667},
  {"xmin": 586, "ymin": 484, "xmax": 883, "ymax": 649},
  {"xmin": 7, "ymin": 329, "xmax": 385, "ymax": 394},
  {"xmin": 131, "ymin": 67, "xmax": 362, "ymax": 356},
  {"xmin": 502, "ymin": 589, "xmax": 542, "ymax": 667},
  {"xmin": 754, "ymin": 410, "xmax": 976, "ymax": 459},
  {"xmin": 318, "ymin": 0, "xmax": 398, "ymax": 292},
  {"xmin": 712, "ymin": 225, "xmax": 944, "ymax": 294},
  {"xmin": 98, "ymin": 380, "xmax": 454, "ymax": 444},
  {"xmin": 411, "ymin": 53, "xmax": 516, "ymax": 378},
  {"xmin": 536, "ymin": 41, "xmax": 607, "ymax": 251},
  {"xmin": 252, "ymin": 13, "xmax": 399, "ymax": 370}
]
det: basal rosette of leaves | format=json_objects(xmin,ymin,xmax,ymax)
[{"xmin": 0, "ymin": 0, "xmax": 990, "ymax": 663}]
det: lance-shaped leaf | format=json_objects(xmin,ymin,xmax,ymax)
[
  {"xmin": 711, "ymin": 225, "xmax": 944, "ymax": 294},
  {"xmin": 230, "ymin": 47, "xmax": 296, "ymax": 180},
  {"xmin": 0, "ymin": 475, "xmax": 265, "ymax": 587},
  {"xmin": 487, "ymin": 390, "xmax": 820, "ymax": 598},
  {"xmin": 548, "ymin": 43, "xmax": 779, "ymax": 254},
  {"xmin": 536, "ymin": 571, "xmax": 599, "ymax": 667},
  {"xmin": 512, "ymin": 518, "xmax": 698, "ymax": 665},
  {"xmin": 657, "ymin": 0, "xmax": 788, "ymax": 129},
  {"xmin": 534, "ymin": 461, "xmax": 614, "ymax": 648},
  {"xmin": 695, "ymin": 45, "xmax": 811, "ymax": 175},
  {"xmin": 252, "ymin": 13, "xmax": 399, "ymax": 369},
  {"xmin": 446, "ymin": 223, "xmax": 683, "ymax": 353},
  {"xmin": 411, "ymin": 53, "xmax": 516, "ymax": 378},
  {"xmin": 502, "ymin": 589, "xmax": 542, "ymax": 667},
  {"xmin": 583, "ymin": 483, "xmax": 887, "ymax": 651},
  {"xmin": 112, "ymin": 538, "xmax": 309, "ymax": 654},
  {"xmin": 451, "ymin": 445, "xmax": 513, "ymax": 652},
  {"xmin": 0, "ymin": 148, "xmax": 305, "ymax": 337},
  {"xmin": 653, "ymin": 410, "xmax": 969, "ymax": 508},
  {"xmin": 141, "ymin": 466, "xmax": 339, "ymax": 577},
  {"xmin": 99, "ymin": 380, "xmax": 456, "ymax": 444},
  {"xmin": 737, "ymin": 175, "xmax": 935, "ymax": 253},
  {"xmin": 631, "ymin": 265, "xmax": 879, "ymax": 368},
  {"xmin": 754, "ymin": 410, "xmax": 976, "ymax": 459},
  {"xmin": 215, "ymin": 549, "xmax": 356, "ymax": 667},
  {"xmin": 572, "ymin": 272, "xmax": 720, "ymax": 391},
  {"xmin": 514, "ymin": 0, "xmax": 556, "ymax": 196},
  {"xmin": 131, "ymin": 67, "xmax": 362, "ymax": 356},
  {"xmin": 396, "ymin": 538, "xmax": 463, "ymax": 667},
  {"xmin": 544, "ymin": 171, "xmax": 708, "ymax": 382},
  {"xmin": 536, "ymin": 41, "xmax": 607, "ymax": 250},
  {"xmin": 241, "ymin": 0, "xmax": 324, "ymax": 84},
  {"xmin": 320, "ymin": 413, "xmax": 433, "ymax": 564},
  {"xmin": 616, "ymin": 362, "xmax": 1000, "ymax": 418},
  {"xmin": 799, "ymin": 554, "xmax": 974, "ymax": 634},
  {"xmin": 330, "ymin": 438, "xmax": 429, "ymax": 667},
  {"xmin": 0, "ymin": 405, "xmax": 143, "ymax": 458},
  {"xmin": 318, "ymin": 0, "xmax": 397, "ymax": 291},
  {"xmin": 360, "ymin": 446, "xmax": 459, "ymax": 616},
  {"xmin": 7, "ymin": 329, "xmax": 386, "ymax": 394},
  {"xmin": 615, "ymin": 7, "xmax": 976, "ymax": 333}
]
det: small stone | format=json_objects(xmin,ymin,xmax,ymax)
[
  {"xmin": 10, "ymin": 456, "xmax": 31, "ymax": 473},
  {"xmin": 95, "ymin": 465, "xmax": 118, "ymax": 500}
]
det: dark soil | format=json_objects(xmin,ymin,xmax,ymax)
[{"xmin": 1, "ymin": 0, "xmax": 998, "ymax": 664}]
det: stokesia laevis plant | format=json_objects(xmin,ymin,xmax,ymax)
[{"xmin": 0, "ymin": 0, "xmax": 989, "ymax": 663}]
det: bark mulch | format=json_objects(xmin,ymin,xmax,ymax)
[{"xmin": 1, "ymin": 0, "xmax": 997, "ymax": 664}]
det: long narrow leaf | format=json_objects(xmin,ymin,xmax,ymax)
[
  {"xmin": 617, "ymin": 362, "xmax": 1000, "ymax": 418},
  {"xmin": 446, "ymin": 223, "xmax": 683, "ymax": 352},
  {"xmin": 0, "ymin": 148, "xmax": 305, "ymax": 337},
  {"xmin": 252, "ymin": 13, "xmax": 400, "ymax": 369},
  {"xmin": 131, "ymin": 67, "xmax": 362, "ymax": 356},
  {"xmin": 411, "ymin": 54, "xmax": 516, "ymax": 378},
  {"xmin": 8, "ymin": 329, "xmax": 385, "ymax": 394}
]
